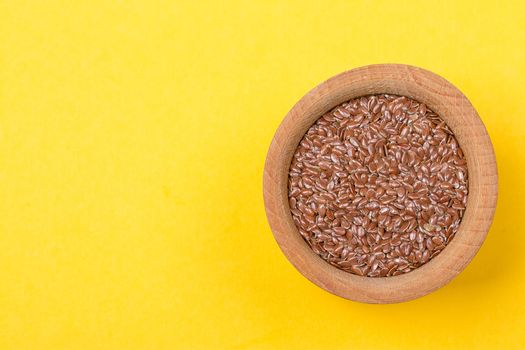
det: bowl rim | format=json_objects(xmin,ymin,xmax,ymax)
[{"xmin": 263, "ymin": 64, "xmax": 498, "ymax": 303}]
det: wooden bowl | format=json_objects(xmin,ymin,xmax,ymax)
[{"xmin": 263, "ymin": 64, "xmax": 498, "ymax": 303}]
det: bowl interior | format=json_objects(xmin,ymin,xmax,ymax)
[{"xmin": 263, "ymin": 64, "xmax": 497, "ymax": 303}]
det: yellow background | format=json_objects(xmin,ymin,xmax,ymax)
[{"xmin": 1, "ymin": 1, "xmax": 524, "ymax": 349}]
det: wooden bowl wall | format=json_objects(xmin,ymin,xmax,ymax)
[{"xmin": 263, "ymin": 64, "xmax": 498, "ymax": 303}]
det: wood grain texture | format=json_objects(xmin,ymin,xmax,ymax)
[{"xmin": 263, "ymin": 64, "xmax": 498, "ymax": 303}]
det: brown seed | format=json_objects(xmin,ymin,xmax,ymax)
[
  {"xmin": 333, "ymin": 227, "xmax": 346, "ymax": 236},
  {"xmin": 432, "ymin": 236, "xmax": 444, "ymax": 246}
]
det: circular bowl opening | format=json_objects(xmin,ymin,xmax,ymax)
[{"xmin": 263, "ymin": 64, "xmax": 498, "ymax": 303}]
